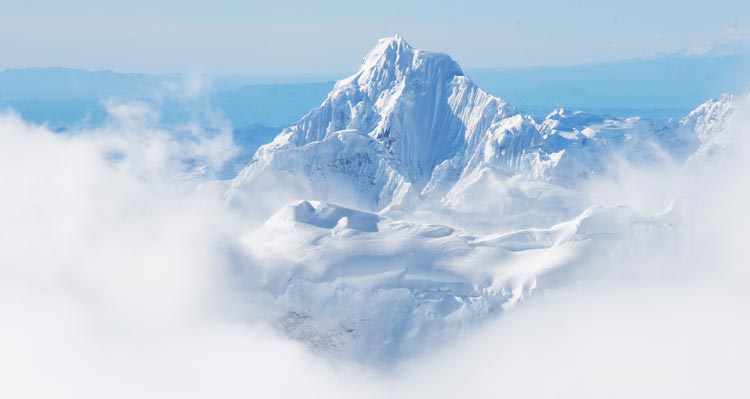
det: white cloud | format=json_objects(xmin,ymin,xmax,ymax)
[
  {"xmin": 0, "ymin": 97, "xmax": 749, "ymax": 398},
  {"xmin": 0, "ymin": 106, "xmax": 367, "ymax": 398}
]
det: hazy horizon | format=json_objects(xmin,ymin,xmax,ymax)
[
  {"xmin": 2, "ymin": 44, "xmax": 748, "ymax": 77},
  {"xmin": 2, "ymin": 0, "xmax": 749, "ymax": 74}
]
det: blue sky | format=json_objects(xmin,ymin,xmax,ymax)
[{"xmin": 1, "ymin": 0, "xmax": 748, "ymax": 73}]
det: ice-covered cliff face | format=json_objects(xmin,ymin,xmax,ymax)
[{"xmin": 228, "ymin": 37, "xmax": 737, "ymax": 216}]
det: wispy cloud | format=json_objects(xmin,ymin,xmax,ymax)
[{"xmin": 0, "ymin": 86, "xmax": 748, "ymax": 398}]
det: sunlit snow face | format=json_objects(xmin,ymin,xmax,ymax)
[{"xmin": 1, "ymin": 85, "xmax": 750, "ymax": 398}]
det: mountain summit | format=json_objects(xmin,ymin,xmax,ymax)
[{"xmin": 228, "ymin": 36, "xmax": 527, "ymax": 211}]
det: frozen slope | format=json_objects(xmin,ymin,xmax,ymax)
[{"xmin": 240, "ymin": 200, "xmax": 682, "ymax": 364}]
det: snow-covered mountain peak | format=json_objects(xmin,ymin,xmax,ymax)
[
  {"xmin": 229, "ymin": 36, "xmax": 522, "ymax": 210},
  {"xmin": 332, "ymin": 36, "xmax": 463, "ymax": 102},
  {"xmin": 361, "ymin": 35, "xmax": 414, "ymax": 65},
  {"xmin": 681, "ymin": 93, "xmax": 737, "ymax": 142},
  {"xmin": 228, "ymin": 38, "xmax": 739, "ymax": 218},
  {"xmin": 335, "ymin": 35, "xmax": 464, "ymax": 100},
  {"xmin": 687, "ymin": 94, "xmax": 745, "ymax": 163},
  {"xmin": 354, "ymin": 35, "xmax": 462, "ymax": 81}
]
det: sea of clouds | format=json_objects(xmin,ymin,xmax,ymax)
[{"xmin": 0, "ymin": 90, "xmax": 748, "ymax": 398}]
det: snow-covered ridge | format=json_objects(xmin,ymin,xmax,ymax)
[
  {"xmin": 682, "ymin": 94, "xmax": 737, "ymax": 142},
  {"xmin": 242, "ymin": 200, "xmax": 679, "ymax": 364},
  {"xmin": 227, "ymin": 37, "xmax": 739, "ymax": 216}
]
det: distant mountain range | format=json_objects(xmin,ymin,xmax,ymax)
[
  {"xmin": 468, "ymin": 52, "xmax": 749, "ymax": 119},
  {"xmin": 1, "ymin": 49, "xmax": 747, "ymax": 131}
]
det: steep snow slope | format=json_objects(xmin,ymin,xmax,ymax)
[{"xmin": 227, "ymin": 36, "xmax": 532, "ymax": 212}]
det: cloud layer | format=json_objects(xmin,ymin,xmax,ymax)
[{"xmin": 0, "ymin": 97, "xmax": 749, "ymax": 398}]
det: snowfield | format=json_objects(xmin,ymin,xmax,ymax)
[{"xmin": 240, "ymin": 200, "xmax": 683, "ymax": 364}]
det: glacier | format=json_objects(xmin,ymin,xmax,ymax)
[{"xmin": 224, "ymin": 36, "xmax": 742, "ymax": 364}]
